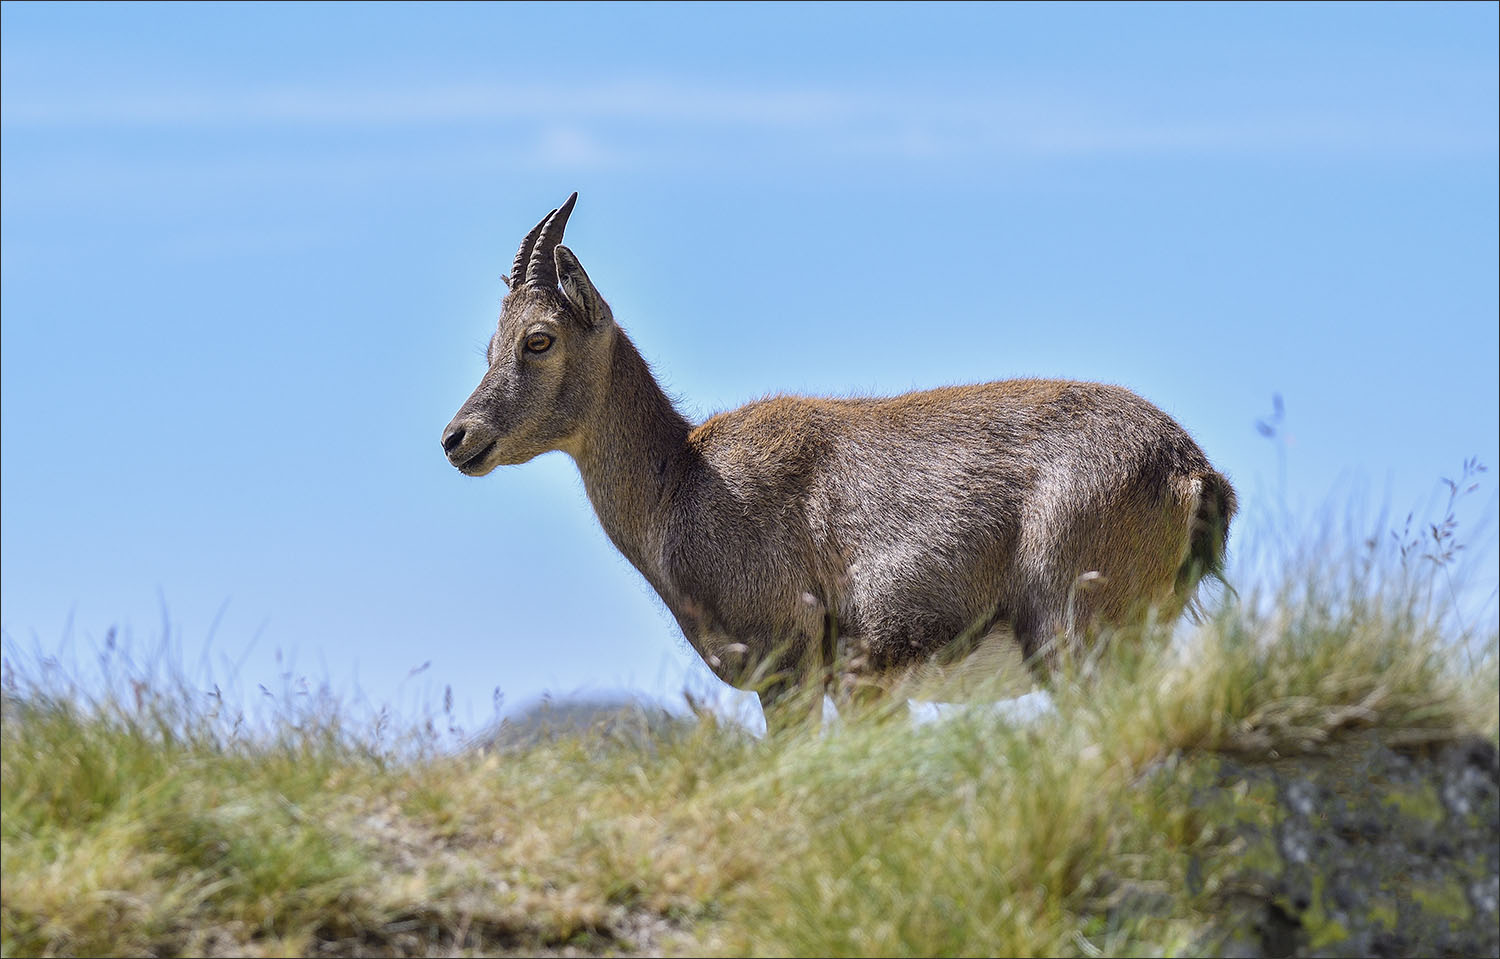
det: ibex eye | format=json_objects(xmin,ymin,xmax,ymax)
[{"xmin": 525, "ymin": 333, "xmax": 554, "ymax": 354}]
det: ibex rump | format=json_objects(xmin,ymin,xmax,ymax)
[{"xmin": 443, "ymin": 194, "xmax": 1235, "ymax": 724}]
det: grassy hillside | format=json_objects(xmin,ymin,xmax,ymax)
[{"xmin": 4, "ymin": 535, "xmax": 1497, "ymax": 957}]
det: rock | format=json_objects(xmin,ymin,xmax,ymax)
[
  {"xmin": 468, "ymin": 694, "xmax": 696, "ymax": 753},
  {"xmin": 1193, "ymin": 731, "xmax": 1499, "ymax": 958}
]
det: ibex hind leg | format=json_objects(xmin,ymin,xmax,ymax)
[
  {"xmin": 1012, "ymin": 602, "xmax": 1075, "ymax": 681},
  {"xmin": 1017, "ymin": 471, "xmax": 1239, "ymax": 682},
  {"xmin": 1012, "ymin": 572, "xmax": 1116, "ymax": 681}
]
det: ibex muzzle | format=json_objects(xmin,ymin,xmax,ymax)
[{"xmin": 443, "ymin": 193, "xmax": 1236, "ymax": 725}]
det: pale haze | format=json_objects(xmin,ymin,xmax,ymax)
[{"xmin": 3, "ymin": 2, "xmax": 1496, "ymax": 729}]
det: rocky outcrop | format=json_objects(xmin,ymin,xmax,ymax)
[{"xmin": 1196, "ymin": 732, "xmax": 1499, "ymax": 958}]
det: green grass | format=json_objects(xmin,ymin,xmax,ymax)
[{"xmin": 3, "ymin": 531, "xmax": 1496, "ymax": 956}]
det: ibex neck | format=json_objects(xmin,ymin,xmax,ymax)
[{"xmin": 571, "ymin": 332, "xmax": 693, "ymax": 588}]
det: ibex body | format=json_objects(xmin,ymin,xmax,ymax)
[{"xmin": 443, "ymin": 194, "xmax": 1236, "ymax": 723}]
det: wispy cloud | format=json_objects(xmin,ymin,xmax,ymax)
[
  {"xmin": 3, "ymin": 77, "xmax": 1493, "ymax": 185},
  {"xmin": 1, "ymin": 81, "xmax": 854, "ymax": 129}
]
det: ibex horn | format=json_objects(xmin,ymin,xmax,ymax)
[
  {"xmin": 508, "ymin": 211, "xmax": 553, "ymax": 291},
  {"xmin": 524, "ymin": 191, "xmax": 579, "ymax": 289}
]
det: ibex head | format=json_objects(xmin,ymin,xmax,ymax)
[{"xmin": 442, "ymin": 193, "xmax": 615, "ymax": 474}]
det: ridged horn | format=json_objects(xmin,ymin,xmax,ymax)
[
  {"xmin": 508, "ymin": 210, "xmax": 553, "ymax": 291},
  {"xmin": 524, "ymin": 191, "xmax": 579, "ymax": 289}
]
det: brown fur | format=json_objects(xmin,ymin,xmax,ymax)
[{"xmin": 443, "ymin": 199, "xmax": 1237, "ymax": 723}]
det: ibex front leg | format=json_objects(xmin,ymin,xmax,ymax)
[{"xmin": 754, "ymin": 639, "xmax": 831, "ymax": 734}]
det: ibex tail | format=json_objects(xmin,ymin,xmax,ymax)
[{"xmin": 1176, "ymin": 470, "xmax": 1237, "ymax": 617}]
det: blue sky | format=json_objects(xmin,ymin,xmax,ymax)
[{"xmin": 3, "ymin": 1, "xmax": 1496, "ymax": 729}]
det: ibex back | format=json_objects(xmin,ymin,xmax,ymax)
[{"xmin": 442, "ymin": 194, "xmax": 1236, "ymax": 724}]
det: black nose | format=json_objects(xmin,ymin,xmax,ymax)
[{"xmin": 442, "ymin": 424, "xmax": 466, "ymax": 454}]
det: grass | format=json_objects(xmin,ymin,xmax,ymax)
[{"xmin": 3, "ymin": 506, "xmax": 1497, "ymax": 956}]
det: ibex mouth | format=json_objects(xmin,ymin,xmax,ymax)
[{"xmin": 457, "ymin": 440, "xmax": 499, "ymax": 475}]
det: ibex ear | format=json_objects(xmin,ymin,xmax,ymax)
[{"xmin": 555, "ymin": 245, "xmax": 610, "ymax": 329}]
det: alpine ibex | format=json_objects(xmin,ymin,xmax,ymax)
[{"xmin": 442, "ymin": 193, "xmax": 1236, "ymax": 724}]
